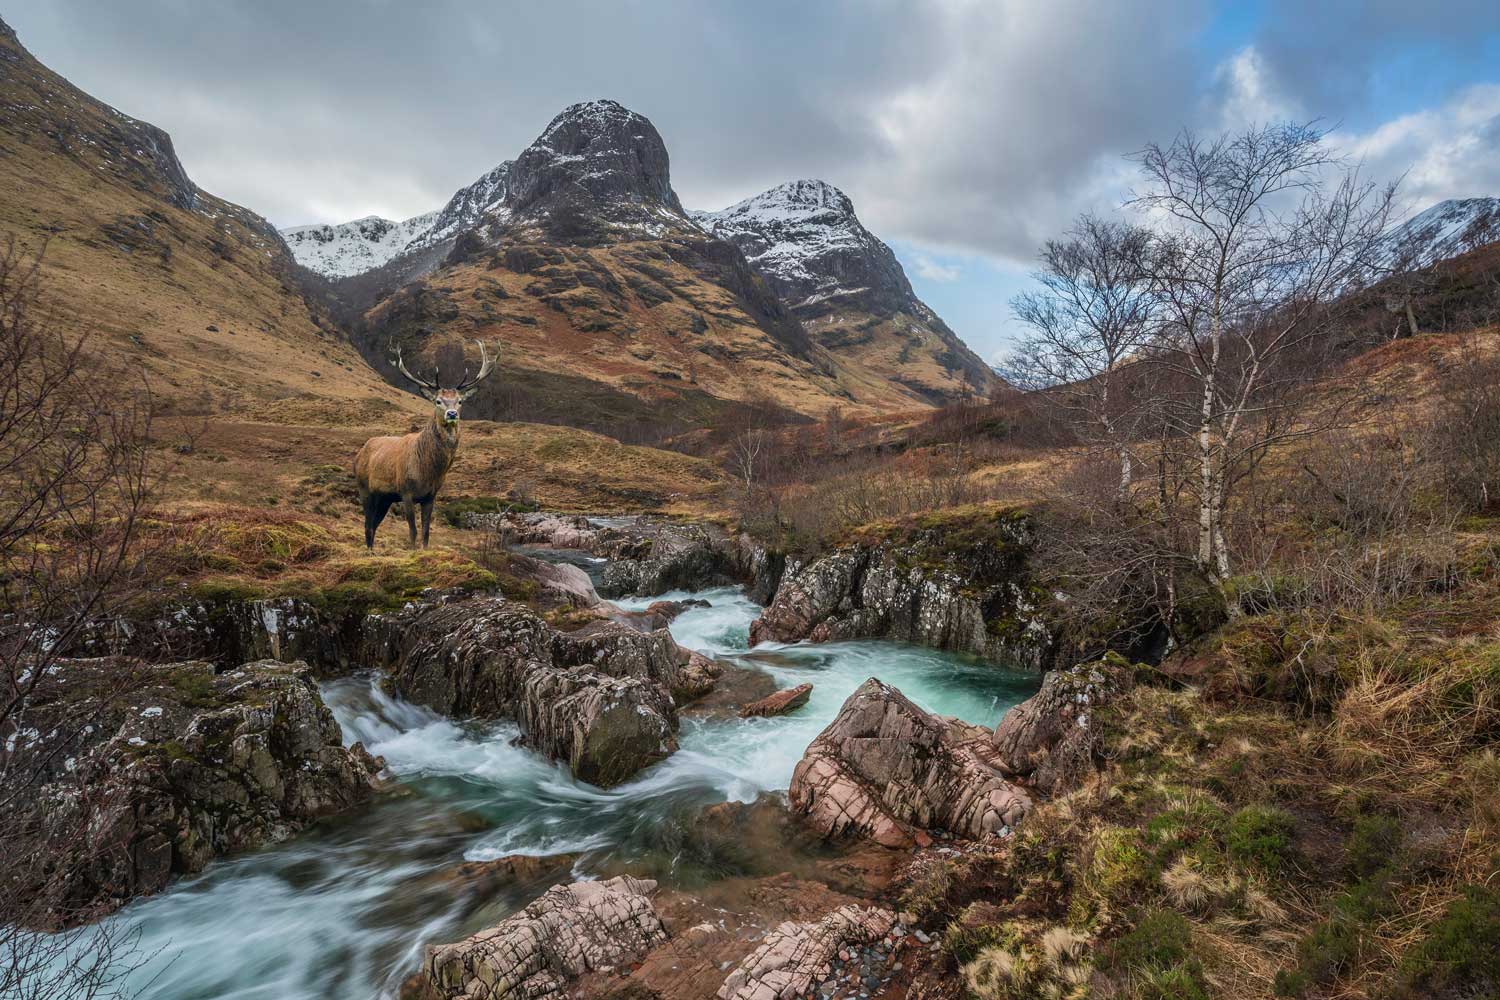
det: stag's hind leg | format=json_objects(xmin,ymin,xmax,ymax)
[{"xmin": 365, "ymin": 493, "xmax": 395, "ymax": 549}]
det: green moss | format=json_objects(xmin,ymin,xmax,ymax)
[
  {"xmin": 1274, "ymin": 917, "xmax": 1360, "ymax": 996},
  {"xmin": 1103, "ymin": 908, "xmax": 1194, "ymax": 972},
  {"xmin": 188, "ymin": 578, "xmax": 268, "ymax": 604},
  {"xmin": 1087, "ymin": 826, "xmax": 1156, "ymax": 905},
  {"xmin": 1397, "ymin": 883, "xmax": 1500, "ymax": 996},
  {"xmin": 1345, "ymin": 814, "xmax": 1403, "ymax": 879},
  {"xmin": 1227, "ymin": 805, "xmax": 1298, "ymax": 873}
]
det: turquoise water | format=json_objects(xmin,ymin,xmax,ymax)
[{"xmin": 45, "ymin": 587, "xmax": 1038, "ymax": 999}]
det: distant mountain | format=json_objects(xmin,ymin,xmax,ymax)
[
  {"xmin": 695, "ymin": 179, "xmax": 996, "ymax": 401},
  {"xmin": 1385, "ymin": 198, "xmax": 1500, "ymax": 270},
  {"xmin": 282, "ymin": 212, "xmax": 437, "ymax": 278},
  {"xmin": 293, "ymin": 102, "xmax": 993, "ymax": 419}
]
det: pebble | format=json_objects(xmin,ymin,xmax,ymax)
[{"xmin": 913, "ymin": 930, "xmax": 930, "ymax": 944}]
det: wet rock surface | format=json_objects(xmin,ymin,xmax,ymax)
[
  {"xmin": 421, "ymin": 875, "xmax": 667, "ymax": 1000},
  {"xmin": 789, "ymin": 679, "xmax": 1031, "ymax": 848},
  {"xmin": 739, "ymin": 683, "xmax": 814, "ymax": 718},
  {"xmin": 370, "ymin": 597, "xmax": 702, "ymax": 785},
  {"xmin": 13, "ymin": 658, "xmax": 382, "ymax": 928}
]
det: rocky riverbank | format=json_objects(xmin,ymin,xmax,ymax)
[{"xmin": 10, "ymin": 657, "xmax": 384, "ymax": 928}]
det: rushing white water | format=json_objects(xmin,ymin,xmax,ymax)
[{"xmin": 52, "ymin": 585, "xmax": 1038, "ymax": 1000}]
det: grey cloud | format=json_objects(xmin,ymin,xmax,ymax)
[{"xmin": 6, "ymin": 0, "xmax": 1499, "ymax": 267}]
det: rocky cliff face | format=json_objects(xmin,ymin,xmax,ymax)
[
  {"xmin": 504, "ymin": 99, "xmax": 686, "ymax": 234},
  {"xmin": 14, "ymin": 658, "xmax": 382, "ymax": 928},
  {"xmin": 750, "ymin": 510, "xmax": 1050, "ymax": 669}
]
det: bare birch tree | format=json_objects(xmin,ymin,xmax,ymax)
[
  {"xmin": 1130, "ymin": 122, "xmax": 1395, "ymax": 588},
  {"xmin": 1003, "ymin": 215, "xmax": 1157, "ymax": 503},
  {"xmin": 0, "ymin": 240, "xmax": 157, "ymax": 999}
]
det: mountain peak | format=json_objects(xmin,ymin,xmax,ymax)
[
  {"xmin": 1387, "ymin": 197, "xmax": 1500, "ymax": 268},
  {"xmin": 507, "ymin": 98, "xmax": 684, "ymax": 224},
  {"xmin": 734, "ymin": 179, "xmax": 857, "ymax": 218}
]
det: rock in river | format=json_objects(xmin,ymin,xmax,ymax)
[
  {"xmin": 12, "ymin": 657, "xmax": 382, "ymax": 928},
  {"xmin": 788, "ymin": 678, "xmax": 1030, "ymax": 847}
]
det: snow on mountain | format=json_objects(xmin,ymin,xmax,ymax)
[
  {"xmin": 280, "ymin": 212, "xmax": 437, "ymax": 278},
  {"xmin": 694, "ymin": 179, "xmax": 912, "ymax": 311},
  {"xmin": 1385, "ymin": 197, "xmax": 1500, "ymax": 270},
  {"xmin": 407, "ymin": 161, "xmax": 513, "ymax": 253}
]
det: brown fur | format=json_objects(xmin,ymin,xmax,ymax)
[
  {"xmin": 357, "ymin": 340, "xmax": 496, "ymax": 549},
  {"xmin": 355, "ymin": 393, "xmax": 462, "ymax": 549}
]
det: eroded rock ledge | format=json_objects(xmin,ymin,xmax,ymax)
[
  {"xmin": 12, "ymin": 658, "xmax": 382, "ymax": 928},
  {"xmin": 420, "ymin": 876, "xmax": 667, "ymax": 1000},
  {"xmin": 789, "ymin": 678, "xmax": 1031, "ymax": 848},
  {"xmin": 749, "ymin": 509, "xmax": 1051, "ymax": 669}
]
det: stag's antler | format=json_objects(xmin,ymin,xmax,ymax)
[
  {"xmin": 457, "ymin": 340, "xmax": 498, "ymax": 397},
  {"xmin": 393, "ymin": 347, "xmax": 438, "ymax": 396}
]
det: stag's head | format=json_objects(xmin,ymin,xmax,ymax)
[{"xmin": 393, "ymin": 340, "xmax": 498, "ymax": 429}]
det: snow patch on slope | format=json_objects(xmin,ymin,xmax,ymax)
[
  {"xmin": 695, "ymin": 179, "xmax": 892, "ymax": 306},
  {"xmin": 1385, "ymin": 197, "xmax": 1500, "ymax": 269},
  {"xmin": 280, "ymin": 212, "xmax": 437, "ymax": 278}
]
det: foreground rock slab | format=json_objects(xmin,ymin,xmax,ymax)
[
  {"xmin": 717, "ymin": 904, "xmax": 897, "ymax": 1000},
  {"xmin": 15, "ymin": 658, "xmax": 382, "ymax": 927},
  {"xmin": 422, "ymin": 876, "xmax": 667, "ymax": 999},
  {"xmin": 789, "ymin": 678, "xmax": 1030, "ymax": 847}
]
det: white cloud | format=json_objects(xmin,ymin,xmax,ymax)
[
  {"xmin": 1342, "ymin": 83, "xmax": 1500, "ymax": 215},
  {"xmin": 913, "ymin": 255, "xmax": 962, "ymax": 282}
]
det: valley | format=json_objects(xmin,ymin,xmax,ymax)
[{"xmin": 4, "ymin": 10, "xmax": 1500, "ymax": 1000}]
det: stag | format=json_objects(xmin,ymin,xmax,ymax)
[{"xmin": 355, "ymin": 340, "xmax": 497, "ymax": 549}]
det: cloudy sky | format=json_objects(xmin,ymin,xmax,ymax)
[{"xmin": 10, "ymin": 0, "xmax": 1500, "ymax": 359}]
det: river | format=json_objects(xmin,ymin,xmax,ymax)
[{"xmin": 66, "ymin": 585, "xmax": 1038, "ymax": 999}]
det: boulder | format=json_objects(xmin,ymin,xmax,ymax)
[
  {"xmin": 518, "ymin": 671, "xmax": 678, "ymax": 787},
  {"xmin": 788, "ymin": 679, "xmax": 1030, "ymax": 848},
  {"xmin": 991, "ymin": 656, "xmax": 1132, "ymax": 794},
  {"xmin": 598, "ymin": 523, "xmax": 738, "ymax": 597},
  {"xmin": 717, "ymin": 904, "xmax": 896, "ymax": 1000},
  {"xmin": 14, "ymin": 658, "xmax": 382, "ymax": 928},
  {"xmin": 423, "ymin": 876, "xmax": 667, "ymax": 1000},
  {"xmin": 738, "ymin": 683, "xmax": 813, "ymax": 718},
  {"xmin": 370, "ymin": 598, "xmax": 703, "ymax": 785}
]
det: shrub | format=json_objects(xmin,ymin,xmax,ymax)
[
  {"xmin": 1397, "ymin": 883, "xmax": 1500, "ymax": 996},
  {"xmin": 1344, "ymin": 814, "xmax": 1402, "ymax": 880},
  {"xmin": 1226, "ymin": 805, "xmax": 1297, "ymax": 873},
  {"xmin": 1274, "ymin": 917, "xmax": 1359, "ymax": 996}
]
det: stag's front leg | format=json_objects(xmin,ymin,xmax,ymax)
[
  {"xmin": 403, "ymin": 499, "xmax": 418, "ymax": 548},
  {"xmin": 420, "ymin": 499, "xmax": 434, "ymax": 548}
]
